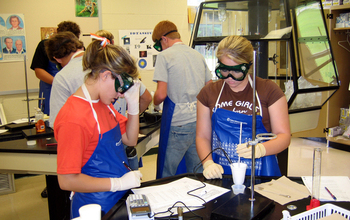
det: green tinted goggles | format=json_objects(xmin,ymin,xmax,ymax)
[
  {"xmin": 153, "ymin": 39, "xmax": 162, "ymax": 52},
  {"xmin": 215, "ymin": 61, "xmax": 252, "ymax": 81},
  {"xmin": 114, "ymin": 72, "xmax": 134, "ymax": 94},
  {"xmin": 153, "ymin": 30, "xmax": 177, "ymax": 52}
]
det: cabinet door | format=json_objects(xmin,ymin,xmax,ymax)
[{"xmin": 327, "ymin": 5, "xmax": 350, "ymax": 128}]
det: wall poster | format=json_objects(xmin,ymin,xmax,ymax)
[
  {"xmin": 75, "ymin": 0, "xmax": 98, "ymax": 17},
  {"xmin": 40, "ymin": 27, "xmax": 57, "ymax": 40},
  {"xmin": 0, "ymin": 14, "xmax": 27, "ymax": 62},
  {"xmin": 118, "ymin": 30, "xmax": 159, "ymax": 70}
]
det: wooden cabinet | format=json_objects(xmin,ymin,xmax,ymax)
[
  {"xmin": 327, "ymin": 5, "xmax": 350, "ymax": 128},
  {"xmin": 292, "ymin": 5, "xmax": 350, "ymax": 138}
]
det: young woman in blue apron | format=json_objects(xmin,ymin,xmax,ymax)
[
  {"xmin": 196, "ymin": 35, "xmax": 291, "ymax": 179},
  {"xmin": 54, "ymin": 38, "xmax": 142, "ymax": 218}
]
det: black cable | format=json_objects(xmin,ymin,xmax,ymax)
[
  {"xmin": 150, "ymin": 147, "xmax": 232, "ymax": 219},
  {"xmin": 192, "ymin": 147, "xmax": 233, "ymax": 175},
  {"xmin": 152, "ymin": 201, "xmax": 203, "ymax": 220}
]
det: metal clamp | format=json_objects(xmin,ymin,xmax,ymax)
[{"xmin": 248, "ymin": 133, "xmax": 277, "ymax": 146}]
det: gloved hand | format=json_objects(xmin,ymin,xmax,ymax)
[
  {"xmin": 110, "ymin": 171, "xmax": 143, "ymax": 192},
  {"xmin": 154, "ymin": 104, "xmax": 161, "ymax": 112},
  {"xmin": 236, "ymin": 143, "xmax": 266, "ymax": 159},
  {"xmin": 124, "ymin": 80, "xmax": 140, "ymax": 115},
  {"xmin": 203, "ymin": 160, "xmax": 224, "ymax": 179}
]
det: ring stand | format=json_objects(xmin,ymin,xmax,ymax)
[{"xmin": 4, "ymin": 55, "xmax": 38, "ymax": 131}]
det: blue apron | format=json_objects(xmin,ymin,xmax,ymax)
[
  {"xmin": 70, "ymin": 84, "xmax": 129, "ymax": 218},
  {"xmin": 39, "ymin": 60, "xmax": 58, "ymax": 115},
  {"xmin": 156, "ymin": 97, "xmax": 187, "ymax": 179},
  {"xmin": 211, "ymin": 79, "xmax": 281, "ymax": 177}
]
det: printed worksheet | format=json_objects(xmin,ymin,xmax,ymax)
[
  {"xmin": 132, "ymin": 177, "xmax": 230, "ymax": 217},
  {"xmin": 302, "ymin": 176, "xmax": 350, "ymax": 202}
]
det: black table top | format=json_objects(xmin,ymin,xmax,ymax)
[
  {"xmin": 0, "ymin": 137, "xmax": 58, "ymax": 154},
  {"xmin": 102, "ymin": 174, "xmax": 350, "ymax": 220},
  {"xmin": 0, "ymin": 115, "xmax": 161, "ymax": 154}
]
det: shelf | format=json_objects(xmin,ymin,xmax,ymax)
[
  {"xmin": 327, "ymin": 136, "xmax": 350, "ymax": 144},
  {"xmin": 330, "ymin": 4, "xmax": 350, "ymax": 11},
  {"xmin": 333, "ymin": 27, "xmax": 350, "ymax": 31},
  {"xmin": 326, "ymin": 136, "xmax": 350, "ymax": 152}
]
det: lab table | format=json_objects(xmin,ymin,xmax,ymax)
[
  {"xmin": 0, "ymin": 119, "xmax": 161, "ymax": 220},
  {"xmin": 0, "ymin": 122, "xmax": 160, "ymax": 174},
  {"xmin": 102, "ymin": 173, "xmax": 350, "ymax": 220}
]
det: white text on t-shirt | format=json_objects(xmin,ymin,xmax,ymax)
[{"xmin": 213, "ymin": 100, "xmax": 260, "ymax": 114}]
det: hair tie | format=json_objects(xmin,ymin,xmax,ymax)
[{"xmin": 90, "ymin": 33, "xmax": 110, "ymax": 47}]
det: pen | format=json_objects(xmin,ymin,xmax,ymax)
[
  {"xmin": 123, "ymin": 161, "xmax": 132, "ymax": 171},
  {"xmin": 325, "ymin": 187, "xmax": 337, "ymax": 200},
  {"xmin": 123, "ymin": 161, "xmax": 142, "ymax": 180}
]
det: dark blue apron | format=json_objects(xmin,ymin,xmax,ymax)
[
  {"xmin": 211, "ymin": 80, "xmax": 281, "ymax": 177},
  {"xmin": 156, "ymin": 97, "xmax": 187, "ymax": 179},
  {"xmin": 39, "ymin": 60, "xmax": 58, "ymax": 115},
  {"xmin": 70, "ymin": 84, "xmax": 129, "ymax": 218}
]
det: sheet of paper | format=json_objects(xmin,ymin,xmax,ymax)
[
  {"xmin": 131, "ymin": 177, "xmax": 230, "ymax": 217},
  {"xmin": 138, "ymin": 133, "xmax": 146, "ymax": 138},
  {"xmin": 252, "ymin": 176, "xmax": 310, "ymax": 205},
  {"xmin": 0, "ymin": 129, "xmax": 8, "ymax": 134},
  {"xmin": 11, "ymin": 118, "xmax": 33, "ymax": 124},
  {"xmin": 302, "ymin": 176, "xmax": 350, "ymax": 202},
  {"xmin": 262, "ymin": 26, "xmax": 292, "ymax": 39}
]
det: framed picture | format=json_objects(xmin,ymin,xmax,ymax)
[{"xmin": 0, "ymin": 103, "xmax": 7, "ymax": 125}]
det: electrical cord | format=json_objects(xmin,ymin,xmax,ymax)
[
  {"xmin": 150, "ymin": 147, "xmax": 233, "ymax": 219},
  {"xmin": 152, "ymin": 201, "xmax": 203, "ymax": 220},
  {"xmin": 193, "ymin": 147, "xmax": 233, "ymax": 172}
]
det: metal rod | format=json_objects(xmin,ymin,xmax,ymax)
[
  {"xmin": 23, "ymin": 55, "xmax": 31, "ymax": 124},
  {"xmin": 250, "ymin": 50, "xmax": 257, "ymax": 202}
]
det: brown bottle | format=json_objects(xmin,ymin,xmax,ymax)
[{"xmin": 35, "ymin": 119, "xmax": 46, "ymax": 133}]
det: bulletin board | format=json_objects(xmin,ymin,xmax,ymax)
[
  {"xmin": 0, "ymin": 13, "xmax": 27, "ymax": 62},
  {"xmin": 119, "ymin": 30, "xmax": 159, "ymax": 70},
  {"xmin": 0, "ymin": 0, "xmax": 99, "ymax": 94}
]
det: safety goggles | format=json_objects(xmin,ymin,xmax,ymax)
[
  {"xmin": 114, "ymin": 72, "xmax": 134, "ymax": 94},
  {"xmin": 153, "ymin": 30, "xmax": 177, "ymax": 52},
  {"xmin": 215, "ymin": 61, "xmax": 252, "ymax": 81}
]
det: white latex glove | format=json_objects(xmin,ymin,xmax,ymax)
[
  {"xmin": 124, "ymin": 80, "xmax": 140, "ymax": 115},
  {"xmin": 236, "ymin": 143, "xmax": 266, "ymax": 159},
  {"xmin": 154, "ymin": 104, "xmax": 161, "ymax": 112},
  {"xmin": 110, "ymin": 171, "xmax": 142, "ymax": 192},
  {"xmin": 203, "ymin": 160, "xmax": 224, "ymax": 179}
]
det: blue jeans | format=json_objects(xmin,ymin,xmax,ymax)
[{"xmin": 162, "ymin": 121, "xmax": 203, "ymax": 177}]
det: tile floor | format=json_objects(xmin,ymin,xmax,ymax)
[
  {"xmin": 0, "ymin": 174, "xmax": 49, "ymax": 220},
  {"xmin": 1, "ymin": 137, "xmax": 350, "ymax": 220}
]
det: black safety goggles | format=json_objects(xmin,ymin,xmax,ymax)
[
  {"xmin": 153, "ymin": 30, "xmax": 177, "ymax": 52},
  {"xmin": 114, "ymin": 72, "xmax": 134, "ymax": 94},
  {"xmin": 215, "ymin": 61, "xmax": 252, "ymax": 81}
]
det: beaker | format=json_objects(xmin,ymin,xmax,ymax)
[
  {"xmin": 311, "ymin": 148, "xmax": 322, "ymax": 200},
  {"xmin": 307, "ymin": 147, "xmax": 322, "ymax": 210}
]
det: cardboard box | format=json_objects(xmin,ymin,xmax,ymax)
[
  {"xmin": 336, "ymin": 13, "xmax": 350, "ymax": 28},
  {"xmin": 339, "ymin": 108, "xmax": 350, "ymax": 132}
]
